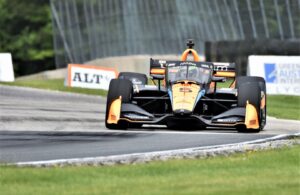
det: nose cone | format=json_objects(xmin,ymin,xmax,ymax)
[
  {"xmin": 171, "ymin": 83, "xmax": 201, "ymax": 114},
  {"xmin": 173, "ymin": 109, "xmax": 192, "ymax": 116}
]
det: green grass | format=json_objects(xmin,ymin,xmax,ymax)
[
  {"xmin": 1, "ymin": 146, "xmax": 299, "ymax": 195},
  {"xmin": 216, "ymin": 78, "xmax": 235, "ymax": 88},
  {"xmin": 268, "ymin": 95, "xmax": 300, "ymax": 120},
  {"xmin": 0, "ymin": 79, "xmax": 107, "ymax": 96},
  {"xmin": 1, "ymin": 79, "xmax": 300, "ymax": 120}
]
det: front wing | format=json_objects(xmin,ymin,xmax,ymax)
[{"xmin": 107, "ymin": 98, "xmax": 260, "ymax": 129}]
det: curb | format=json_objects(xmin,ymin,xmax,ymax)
[{"xmin": 15, "ymin": 133, "xmax": 300, "ymax": 167}]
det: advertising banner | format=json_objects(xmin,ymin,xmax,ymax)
[
  {"xmin": 0, "ymin": 53, "xmax": 15, "ymax": 82},
  {"xmin": 248, "ymin": 56, "xmax": 300, "ymax": 95},
  {"xmin": 66, "ymin": 64, "xmax": 118, "ymax": 90}
]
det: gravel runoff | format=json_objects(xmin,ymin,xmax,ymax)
[{"xmin": 13, "ymin": 133, "xmax": 299, "ymax": 167}]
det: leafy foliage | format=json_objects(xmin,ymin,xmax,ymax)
[{"xmin": 0, "ymin": 0, "xmax": 54, "ymax": 76}]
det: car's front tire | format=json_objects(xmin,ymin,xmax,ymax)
[
  {"xmin": 105, "ymin": 79, "xmax": 133, "ymax": 129},
  {"xmin": 237, "ymin": 80, "xmax": 262, "ymax": 133},
  {"xmin": 118, "ymin": 72, "xmax": 148, "ymax": 85},
  {"xmin": 236, "ymin": 76, "xmax": 267, "ymax": 130}
]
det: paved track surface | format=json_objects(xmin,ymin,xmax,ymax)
[{"xmin": 0, "ymin": 85, "xmax": 299, "ymax": 163}]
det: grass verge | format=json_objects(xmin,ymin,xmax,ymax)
[
  {"xmin": 1, "ymin": 79, "xmax": 299, "ymax": 120},
  {"xmin": 268, "ymin": 95, "xmax": 300, "ymax": 120},
  {"xmin": 0, "ymin": 79, "xmax": 107, "ymax": 96},
  {"xmin": 1, "ymin": 146, "xmax": 299, "ymax": 195}
]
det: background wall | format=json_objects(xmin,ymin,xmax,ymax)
[
  {"xmin": 51, "ymin": 0, "xmax": 300, "ymax": 68},
  {"xmin": 205, "ymin": 39, "xmax": 300, "ymax": 75}
]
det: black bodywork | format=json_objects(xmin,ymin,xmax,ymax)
[{"xmin": 118, "ymin": 60, "xmax": 245, "ymax": 129}]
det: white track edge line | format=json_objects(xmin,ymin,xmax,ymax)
[{"xmin": 14, "ymin": 133, "xmax": 300, "ymax": 166}]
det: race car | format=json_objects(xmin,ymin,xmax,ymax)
[{"xmin": 105, "ymin": 40, "xmax": 266, "ymax": 132}]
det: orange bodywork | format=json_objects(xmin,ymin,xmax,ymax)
[
  {"xmin": 214, "ymin": 71, "xmax": 236, "ymax": 78},
  {"xmin": 150, "ymin": 48, "xmax": 200, "ymax": 76},
  {"xmin": 107, "ymin": 96, "xmax": 122, "ymax": 124},
  {"xmin": 209, "ymin": 82, "xmax": 216, "ymax": 91},
  {"xmin": 181, "ymin": 49, "xmax": 200, "ymax": 62},
  {"xmin": 260, "ymin": 94, "xmax": 266, "ymax": 109},
  {"xmin": 245, "ymin": 101, "xmax": 259, "ymax": 129},
  {"xmin": 229, "ymin": 80, "xmax": 236, "ymax": 88},
  {"xmin": 150, "ymin": 68, "xmax": 165, "ymax": 75},
  {"xmin": 172, "ymin": 82, "xmax": 200, "ymax": 112}
]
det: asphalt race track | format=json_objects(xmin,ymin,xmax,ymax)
[{"xmin": 0, "ymin": 85, "xmax": 299, "ymax": 163}]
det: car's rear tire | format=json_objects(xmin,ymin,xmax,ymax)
[
  {"xmin": 237, "ymin": 82, "xmax": 261, "ymax": 133},
  {"xmin": 118, "ymin": 72, "xmax": 148, "ymax": 85},
  {"xmin": 105, "ymin": 79, "xmax": 133, "ymax": 129}
]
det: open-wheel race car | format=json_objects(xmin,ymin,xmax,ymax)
[{"xmin": 105, "ymin": 40, "xmax": 266, "ymax": 132}]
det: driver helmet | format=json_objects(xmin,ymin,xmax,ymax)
[{"xmin": 189, "ymin": 66, "xmax": 198, "ymax": 78}]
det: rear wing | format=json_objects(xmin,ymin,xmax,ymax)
[
  {"xmin": 150, "ymin": 59, "xmax": 236, "ymax": 78},
  {"xmin": 150, "ymin": 59, "xmax": 167, "ymax": 75},
  {"xmin": 213, "ymin": 62, "xmax": 236, "ymax": 78}
]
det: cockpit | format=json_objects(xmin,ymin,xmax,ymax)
[{"xmin": 166, "ymin": 63, "xmax": 213, "ymax": 84}]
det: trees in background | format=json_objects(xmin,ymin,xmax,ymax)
[{"xmin": 0, "ymin": 0, "xmax": 54, "ymax": 76}]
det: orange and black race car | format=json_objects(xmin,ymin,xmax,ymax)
[{"xmin": 105, "ymin": 40, "xmax": 266, "ymax": 132}]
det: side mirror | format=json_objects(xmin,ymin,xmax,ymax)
[
  {"xmin": 151, "ymin": 74, "xmax": 165, "ymax": 80},
  {"xmin": 211, "ymin": 76, "xmax": 226, "ymax": 82}
]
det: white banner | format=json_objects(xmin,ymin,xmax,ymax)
[
  {"xmin": 0, "ymin": 53, "xmax": 15, "ymax": 82},
  {"xmin": 248, "ymin": 55, "xmax": 300, "ymax": 95},
  {"xmin": 66, "ymin": 64, "xmax": 118, "ymax": 90}
]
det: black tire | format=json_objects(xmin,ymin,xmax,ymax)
[
  {"xmin": 237, "ymin": 82, "xmax": 261, "ymax": 132},
  {"xmin": 105, "ymin": 79, "xmax": 133, "ymax": 129},
  {"xmin": 236, "ymin": 76, "xmax": 266, "ymax": 92},
  {"xmin": 118, "ymin": 72, "xmax": 148, "ymax": 85},
  {"xmin": 236, "ymin": 76, "xmax": 267, "ymax": 131}
]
